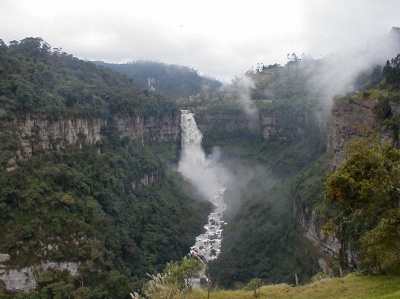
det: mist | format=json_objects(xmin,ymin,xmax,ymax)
[
  {"xmin": 177, "ymin": 111, "xmax": 273, "ymax": 218},
  {"xmin": 3, "ymin": 1, "xmax": 399, "ymax": 83},
  {"xmin": 177, "ymin": 110, "xmax": 232, "ymax": 200},
  {"xmin": 231, "ymin": 76, "xmax": 261, "ymax": 133},
  {"xmin": 306, "ymin": 29, "xmax": 400, "ymax": 108}
]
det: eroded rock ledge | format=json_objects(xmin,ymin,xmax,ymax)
[
  {"xmin": 0, "ymin": 253, "xmax": 79, "ymax": 293},
  {"xmin": 5, "ymin": 112, "xmax": 180, "ymax": 171}
]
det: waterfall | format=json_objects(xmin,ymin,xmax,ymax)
[
  {"xmin": 178, "ymin": 110, "xmax": 227, "ymax": 265},
  {"xmin": 179, "ymin": 110, "xmax": 207, "ymax": 172},
  {"xmin": 178, "ymin": 109, "xmax": 221, "ymax": 199}
]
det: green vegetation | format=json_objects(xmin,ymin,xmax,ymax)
[
  {"xmin": 291, "ymin": 155, "xmax": 327, "ymax": 210},
  {"xmin": 0, "ymin": 140, "xmax": 210, "ymax": 296},
  {"xmin": 2, "ymin": 35, "xmax": 400, "ymax": 298},
  {"xmin": 136, "ymin": 257, "xmax": 204, "ymax": 298},
  {"xmin": 184, "ymin": 273, "xmax": 400, "ymax": 299},
  {"xmin": 325, "ymin": 139, "xmax": 400, "ymax": 273},
  {"xmin": 94, "ymin": 60, "xmax": 222, "ymax": 99},
  {"xmin": 208, "ymin": 177, "xmax": 320, "ymax": 288},
  {"xmin": 0, "ymin": 38, "xmax": 211, "ymax": 298},
  {"xmin": 0, "ymin": 37, "xmax": 176, "ymax": 119},
  {"xmin": 383, "ymin": 54, "xmax": 400, "ymax": 85},
  {"xmin": 189, "ymin": 60, "xmax": 328, "ymax": 288}
]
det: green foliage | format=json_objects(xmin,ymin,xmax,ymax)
[
  {"xmin": 0, "ymin": 139, "xmax": 210, "ymax": 296},
  {"xmin": 0, "ymin": 37, "xmax": 214, "ymax": 298},
  {"xmin": 184, "ymin": 273, "xmax": 400, "ymax": 299},
  {"xmin": 94, "ymin": 60, "xmax": 222, "ymax": 99},
  {"xmin": 0, "ymin": 37, "xmax": 176, "ymax": 119},
  {"xmin": 244, "ymin": 278, "xmax": 262, "ymax": 297},
  {"xmin": 139, "ymin": 257, "xmax": 203, "ymax": 298},
  {"xmin": 374, "ymin": 98, "xmax": 392, "ymax": 121},
  {"xmin": 291, "ymin": 156, "xmax": 327, "ymax": 209},
  {"xmin": 208, "ymin": 178, "xmax": 320, "ymax": 288},
  {"xmin": 252, "ymin": 61, "xmax": 310, "ymax": 101},
  {"xmin": 325, "ymin": 138, "xmax": 400, "ymax": 272},
  {"xmin": 35, "ymin": 269, "xmax": 76, "ymax": 299},
  {"xmin": 359, "ymin": 209, "xmax": 400, "ymax": 273},
  {"xmin": 164, "ymin": 257, "xmax": 203, "ymax": 291},
  {"xmin": 310, "ymin": 272, "xmax": 330, "ymax": 283},
  {"xmin": 177, "ymin": 90, "xmax": 243, "ymax": 115},
  {"xmin": 383, "ymin": 54, "xmax": 400, "ymax": 85}
]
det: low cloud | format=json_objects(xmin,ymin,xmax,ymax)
[
  {"xmin": 306, "ymin": 29, "xmax": 400, "ymax": 109},
  {"xmin": 2, "ymin": 1, "xmax": 399, "ymax": 82}
]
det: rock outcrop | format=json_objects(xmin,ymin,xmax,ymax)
[
  {"xmin": 196, "ymin": 112, "xmax": 260, "ymax": 135},
  {"xmin": 328, "ymin": 97, "xmax": 394, "ymax": 170},
  {"xmin": 297, "ymin": 96, "xmax": 399, "ymax": 273},
  {"xmin": 1, "ymin": 112, "xmax": 180, "ymax": 292},
  {"xmin": 261, "ymin": 111, "xmax": 306, "ymax": 141},
  {"xmin": 0, "ymin": 255, "xmax": 79, "ymax": 293},
  {"xmin": 131, "ymin": 171, "xmax": 162, "ymax": 189},
  {"xmin": 195, "ymin": 110, "xmax": 306, "ymax": 142},
  {"xmin": 6, "ymin": 112, "xmax": 180, "ymax": 167}
]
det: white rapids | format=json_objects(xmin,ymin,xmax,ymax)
[
  {"xmin": 178, "ymin": 110, "xmax": 227, "ymax": 264},
  {"xmin": 190, "ymin": 188, "xmax": 226, "ymax": 263}
]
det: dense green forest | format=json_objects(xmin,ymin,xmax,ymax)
[
  {"xmin": 93, "ymin": 60, "xmax": 222, "ymax": 99},
  {"xmin": 200, "ymin": 61, "xmax": 328, "ymax": 287},
  {"xmin": 0, "ymin": 37, "xmax": 176, "ymax": 120},
  {"xmin": 1, "ymin": 35, "xmax": 400, "ymax": 299},
  {"xmin": 177, "ymin": 51, "xmax": 400, "ymax": 288},
  {"xmin": 323, "ymin": 56, "xmax": 400, "ymax": 273},
  {"xmin": 0, "ymin": 38, "xmax": 211, "ymax": 298}
]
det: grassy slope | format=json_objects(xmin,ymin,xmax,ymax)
[{"xmin": 184, "ymin": 274, "xmax": 400, "ymax": 299}]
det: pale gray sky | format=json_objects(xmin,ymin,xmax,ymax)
[{"xmin": 1, "ymin": 0, "xmax": 399, "ymax": 82}]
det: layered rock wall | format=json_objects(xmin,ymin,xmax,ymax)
[
  {"xmin": 1, "ymin": 112, "xmax": 180, "ymax": 291},
  {"xmin": 328, "ymin": 97, "xmax": 393, "ymax": 170},
  {"xmin": 196, "ymin": 112, "xmax": 259, "ymax": 135},
  {"xmin": 261, "ymin": 112, "xmax": 306, "ymax": 141},
  {"xmin": 0, "ymin": 253, "xmax": 79, "ymax": 293},
  {"xmin": 195, "ymin": 110, "xmax": 306, "ymax": 142},
  {"xmin": 297, "ymin": 97, "xmax": 399, "ymax": 272},
  {"xmin": 6, "ymin": 112, "xmax": 180, "ymax": 166}
]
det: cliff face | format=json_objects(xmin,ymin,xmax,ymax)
[
  {"xmin": 261, "ymin": 111, "xmax": 306, "ymax": 141},
  {"xmin": 196, "ymin": 112, "xmax": 260, "ymax": 135},
  {"xmin": 293, "ymin": 202, "xmax": 341, "ymax": 273},
  {"xmin": 1, "ymin": 112, "xmax": 180, "ymax": 292},
  {"xmin": 196, "ymin": 110, "xmax": 306, "ymax": 142},
  {"xmin": 0, "ymin": 253, "xmax": 79, "ymax": 293},
  {"xmin": 328, "ymin": 97, "xmax": 393, "ymax": 170},
  {"xmin": 7, "ymin": 112, "xmax": 180, "ymax": 168},
  {"xmin": 297, "ymin": 96, "xmax": 399, "ymax": 272}
]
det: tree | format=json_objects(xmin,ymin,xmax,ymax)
[
  {"xmin": 246, "ymin": 278, "xmax": 262, "ymax": 297},
  {"xmin": 383, "ymin": 54, "xmax": 400, "ymax": 84},
  {"xmin": 164, "ymin": 257, "xmax": 203, "ymax": 291},
  {"xmin": 326, "ymin": 138, "xmax": 400, "ymax": 271},
  {"xmin": 359, "ymin": 209, "xmax": 400, "ymax": 273},
  {"xmin": 141, "ymin": 257, "xmax": 203, "ymax": 298},
  {"xmin": 0, "ymin": 39, "xmax": 7, "ymax": 57}
]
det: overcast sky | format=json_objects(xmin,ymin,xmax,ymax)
[{"xmin": 1, "ymin": 0, "xmax": 399, "ymax": 82}]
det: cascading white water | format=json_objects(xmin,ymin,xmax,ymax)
[
  {"xmin": 178, "ymin": 110, "xmax": 227, "ymax": 264},
  {"xmin": 178, "ymin": 111, "xmax": 222, "ymax": 200},
  {"xmin": 179, "ymin": 110, "xmax": 207, "ymax": 168}
]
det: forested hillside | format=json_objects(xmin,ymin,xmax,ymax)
[
  {"xmin": 190, "ymin": 61, "xmax": 328, "ymax": 287},
  {"xmin": 1, "ymin": 35, "xmax": 400, "ymax": 299},
  {"xmin": 94, "ymin": 60, "xmax": 222, "ymax": 99},
  {"xmin": 322, "ymin": 54, "xmax": 400, "ymax": 273},
  {"xmin": 177, "ymin": 51, "xmax": 400, "ymax": 288},
  {"xmin": 0, "ymin": 38, "xmax": 210, "ymax": 298}
]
